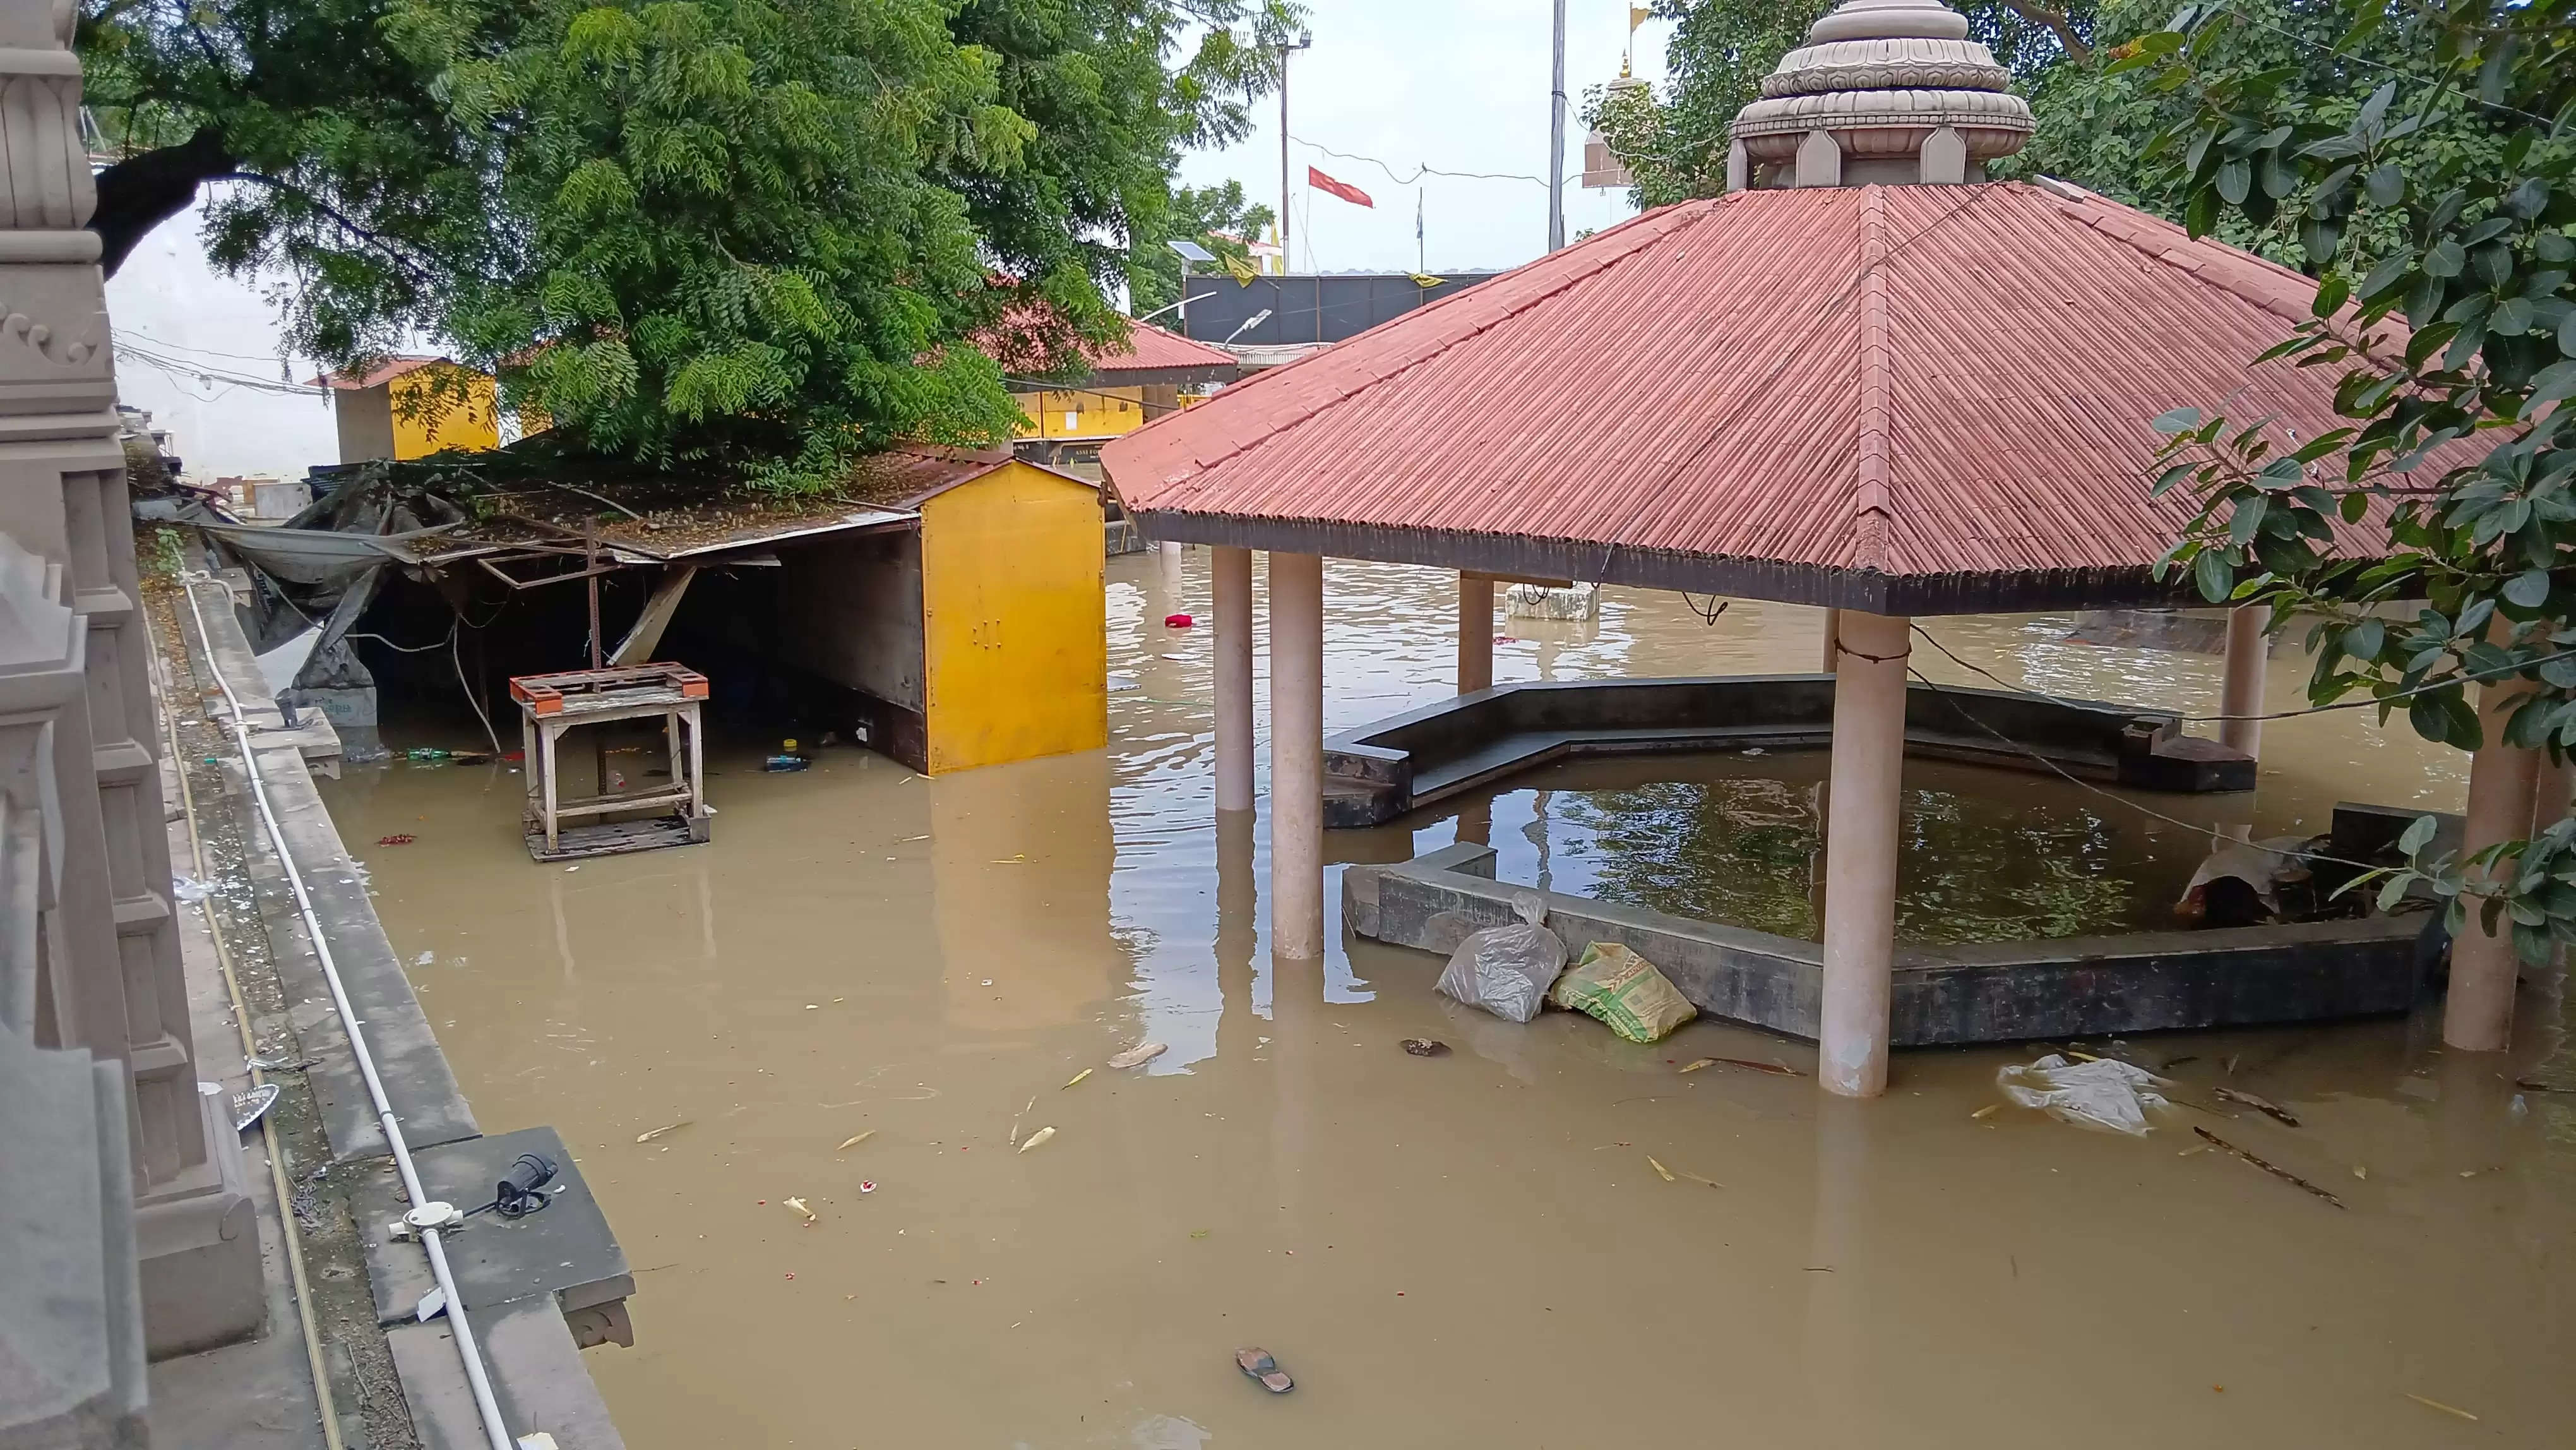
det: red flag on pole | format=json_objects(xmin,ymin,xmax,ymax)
[{"xmin": 1307, "ymin": 166, "xmax": 1374, "ymax": 208}]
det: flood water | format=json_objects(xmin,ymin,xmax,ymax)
[{"xmin": 318, "ymin": 553, "xmax": 2576, "ymax": 1448}]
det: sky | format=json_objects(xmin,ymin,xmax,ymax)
[
  {"xmin": 1181, "ymin": 0, "xmax": 1671, "ymax": 273},
  {"xmin": 104, "ymin": 1, "xmax": 1673, "ymax": 478}
]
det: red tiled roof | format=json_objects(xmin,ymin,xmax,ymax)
[
  {"xmin": 309, "ymin": 355, "xmax": 454, "ymax": 390},
  {"xmin": 842, "ymin": 445, "xmax": 1094, "ymax": 508},
  {"xmin": 1101, "ymin": 181, "xmax": 2390, "ymax": 613},
  {"xmin": 980, "ymin": 309, "xmax": 1237, "ymax": 384},
  {"xmin": 1082, "ymin": 318, "xmax": 1237, "ymax": 377}
]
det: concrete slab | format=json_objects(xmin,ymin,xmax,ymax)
[
  {"xmin": 349, "ymin": 1127, "xmax": 633, "ymax": 1334},
  {"xmin": 388, "ymin": 1297, "xmax": 628, "ymax": 1450}
]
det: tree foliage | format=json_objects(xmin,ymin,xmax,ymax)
[
  {"xmin": 78, "ymin": 0, "xmax": 1298, "ymax": 489},
  {"xmin": 2136, "ymin": 0, "xmax": 2576, "ymax": 960},
  {"xmin": 1126, "ymin": 179, "xmax": 1274, "ymax": 316},
  {"xmin": 1582, "ymin": 0, "xmax": 2097, "ymax": 207}
]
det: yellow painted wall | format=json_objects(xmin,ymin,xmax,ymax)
[
  {"xmin": 1012, "ymin": 385, "xmax": 1150, "ymax": 440},
  {"xmin": 389, "ymin": 367, "xmax": 501, "ymax": 458},
  {"xmin": 919, "ymin": 460, "xmax": 1107, "ymax": 772}
]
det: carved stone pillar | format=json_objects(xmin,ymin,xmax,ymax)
[{"xmin": 0, "ymin": 0, "xmax": 259, "ymax": 1356}]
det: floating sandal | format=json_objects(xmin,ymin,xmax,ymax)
[{"xmin": 1235, "ymin": 1348, "xmax": 1292, "ymax": 1394}]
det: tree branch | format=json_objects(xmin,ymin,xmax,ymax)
[
  {"xmin": 1998, "ymin": 0, "xmax": 2092, "ymax": 63},
  {"xmin": 206, "ymin": 171, "xmax": 437, "ymax": 285},
  {"xmin": 89, "ymin": 125, "xmax": 233, "ymax": 278}
]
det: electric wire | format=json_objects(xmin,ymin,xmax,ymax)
[{"xmin": 1907, "ymin": 620, "xmax": 2576, "ymax": 727}]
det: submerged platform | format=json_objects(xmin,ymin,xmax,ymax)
[
  {"xmin": 1323, "ymin": 675, "xmax": 2253, "ymax": 829},
  {"xmin": 1345, "ymin": 804, "xmax": 2438, "ymax": 1047}
]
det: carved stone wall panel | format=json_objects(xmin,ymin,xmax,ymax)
[
  {"xmin": 0, "ymin": 68, "xmax": 92, "ymax": 230},
  {"xmin": 0, "ymin": 261, "xmax": 112, "ymax": 409}
]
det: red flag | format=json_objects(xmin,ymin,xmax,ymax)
[{"xmin": 1307, "ymin": 166, "xmax": 1373, "ymax": 208}]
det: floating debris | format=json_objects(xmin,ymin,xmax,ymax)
[
  {"xmin": 1971, "ymin": 1104, "xmax": 2000, "ymax": 1120},
  {"xmin": 376, "ymin": 833, "xmax": 415, "ymax": 846},
  {"xmin": 835, "ymin": 1132, "xmax": 874, "ymax": 1152},
  {"xmin": 1107, "ymin": 1042, "xmax": 1166, "ymax": 1070},
  {"xmin": 1236, "ymin": 1347, "xmax": 1292, "ymax": 1394},
  {"xmin": 1017, "ymin": 1126, "xmax": 1056, "ymax": 1154},
  {"xmin": 2214, "ymin": 1086, "xmax": 2300, "ymax": 1127},
  {"xmin": 1062, "ymin": 1068, "xmax": 1093, "ymax": 1090},
  {"xmin": 2513, "ymin": 1077, "xmax": 2575, "ymax": 1094},
  {"xmin": 784, "ymin": 1196, "xmax": 816, "ymax": 1226},
  {"xmin": 636, "ymin": 1120, "xmax": 690, "ymax": 1144},
  {"xmin": 2403, "ymin": 1393, "xmax": 2478, "ymax": 1422},
  {"xmin": 1647, "ymin": 1156, "xmax": 1676, "ymax": 1183},
  {"xmin": 1398, "ymin": 1038, "xmax": 1450, "ymax": 1057},
  {"xmin": 2193, "ymin": 1127, "xmax": 2344, "ymax": 1208},
  {"xmin": 1677, "ymin": 1058, "xmax": 1715, "ymax": 1074},
  {"xmin": 1710, "ymin": 1057, "xmax": 1803, "ymax": 1076}
]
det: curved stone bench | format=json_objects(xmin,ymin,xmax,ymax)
[
  {"xmin": 1344, "ymin": 810, "xmax": 2433, "ymax": 1046},
  {"xmin": 1322, "ymin": 674, "xmax": 2252, "ymax": 829}
]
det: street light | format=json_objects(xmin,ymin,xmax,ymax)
[
  {"xmin": 1224, "ymin": 308, "xmax": 1273, "ymax": 345},
  {"xmin": 1278, "ymin": 29, "xmax": 1313, "ymax": 273}
]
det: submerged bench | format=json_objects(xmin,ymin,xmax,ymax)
[{"xmin": 1323, "ymin": 674, "xmax": 2253, "ymax": 828}]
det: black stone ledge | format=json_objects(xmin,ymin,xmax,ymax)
[{"xmin": 1345, "ymin": 841, "xmax": 2424, "ymax": 1047}]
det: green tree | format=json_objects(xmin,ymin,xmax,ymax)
[
  {"xmin": 2134, "ymin": 0, "xmax": 2576, "ymax": 966},
  {"xmin": 78, "ymin": 0, "xmax": 1298, "ymax": 488},
  {"xmin": 1126, "ymin": 179, "xmax": 1274, "ymax": 318}
]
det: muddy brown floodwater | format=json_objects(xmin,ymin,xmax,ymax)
[{"xmin": 320, "ymin": 554, "xmax": 2576, "ymax": 1448}]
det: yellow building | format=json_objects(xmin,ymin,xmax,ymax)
[
  {"xmin": 314, "ymin": 356, "xmax": 501, "ymax": 462},
  {"xmin": 773, "ymin": 446, "xmax": 1106, "ymax": 774},
  {"xmin": 1008, "ymin": 318, "xmax": 1239, "ymax": 444}
]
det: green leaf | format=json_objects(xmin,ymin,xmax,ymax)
[
  {"xmin": 2311, "ymin": 274, "xmax": 2349, "ymax": 317},
  {"xmin": 2349, "ymin": 618, "xmax": 2386, "ymax": 659},
  {"xmin": 2507, "ymin": 570, "xmax": 2551, "ymax": 608},
  {"xmin": 2364, "ymin": 161, "xmax": 2404, "ymax": 206},
  {"xmin": 2423, "ymin": 239, "xmax": 2464, "ymax": 278},
  {"xmin": 2193, "ymin": 547, "xmax": 2234, "ymax": 601},
  {"xmin": 2152, "ymin": 406, "xmax": 2203, "ymax": 434},
  {"xmin": 2399, "ymin": 812, "xmax": 2438, "ymax": 855},
  {"xmin": 2215, "ymin": 159, "xmax": 2251, "ymax": 205},
  {"xmin": 2341, "ymin": 491, "xmax": 2369, "ymax": 523}
]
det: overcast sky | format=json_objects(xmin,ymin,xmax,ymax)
[
  {"xmin": 107, "ymin": 3, "xmax": 1673, "ymax": 476},
  {"xmin": 1185, "ymin": 0, "xmax": 1671, "ymax": 273}
]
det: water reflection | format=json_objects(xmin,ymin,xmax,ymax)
[{"xmin": 307, "ymin": 549, "xmax": 2576, "ymax": 1450}]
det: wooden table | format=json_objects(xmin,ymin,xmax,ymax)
[{"xmin": 509, "ymin": 664, "xmax": 712, "ymax": 861}]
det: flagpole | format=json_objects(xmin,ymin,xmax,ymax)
[
  {"xmin": 1547, "ymin": 0, "xmax": 1567, "ymax": 251},
  {"xmin": 1417, "ymin": 188, "xmax": 1426, "ymax": 273}
]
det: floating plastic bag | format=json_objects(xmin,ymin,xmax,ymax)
[
  {"xmin": 1436, "ymin": 891, "xmax": 1566, "ymax": 1024},
  {"xmin": 1995, "ymin": 1053, "xmax": 2169, "ymax": 1135},
  {"xmin": 1549, "ymin": 942, "xmax": 1698, "ymax": 1044}
]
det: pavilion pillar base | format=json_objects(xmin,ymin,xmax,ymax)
[
  {"xmin": 1458, "ymin": 573, "xmax": 1493, "ymax": 694},
  {"xmin": 1270, "ymin": 552, "xmax": 1326, "ymax": 959},
  {"xmin": 1819, "ymin": 610, "xmax": 1909, "ymax": 1096},
  {"xmin": 2219, "ymin": 604, "xmax": 2268, "ymax": 760},
  {"xmin": 1213, "ymin": 546, "xmax": 1255, "ymax": 814},
  {"xmin": 2446, "ymin": 672, "xmax": 2541, "ymax": 1051}
]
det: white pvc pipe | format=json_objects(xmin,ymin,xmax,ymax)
[
  {"xmin": 1268, "ymin": 553, "xmax": 1325, "ymax": 959},
  {"xmin": 182, "ymin": 578, "xmax": 518, "ymax": 1450},
  {"xmin": 1212, "ymin": 546, "xmax": 1255, "ymax": 814},
  {"xmin": 1818, "ymin": 609, "xmax": 1909, "ymax": 1098}
]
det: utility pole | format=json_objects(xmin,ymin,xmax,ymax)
[
  {"xmin": 1548, "ymin": 0, "xmax": 1567, "ymax": 251},
  {"xmin": 1278, "ymin": 30, "xmax": 1311, "ymax": 273}
]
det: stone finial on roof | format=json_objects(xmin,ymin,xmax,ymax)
[{"xmin": 1727, "ymin": 0, "xmax": 2034, "ymax": 191}]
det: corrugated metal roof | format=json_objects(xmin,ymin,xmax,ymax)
[
  {"xmin": 1084, "ymin": 319, "xmax": 1237, "ymax": 378},
  {"xmin": 1102, "ymin": 181, "xmax": 2387, "ymax": 612}
]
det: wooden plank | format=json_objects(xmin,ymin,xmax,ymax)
[
  {"xmin": 611, "ymin": 566, "xmax": 700, "ymax": 667},
  {"xmin": 524, "ymin": 815, "xmax": 702, "ymax": 862},
  {"xmin": 548, "ymin": 786, "xmax": 695, "ymax": 821}
]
